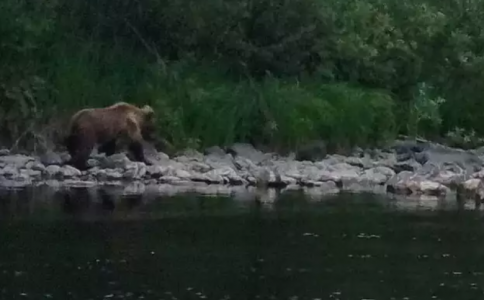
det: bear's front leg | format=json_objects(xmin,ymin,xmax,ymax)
[{"xmin": 128, "ymin": 141, "xmax": 153, "ymax": 165}]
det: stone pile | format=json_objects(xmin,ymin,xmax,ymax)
[{"xmin": 0, "ymin": 141, "xmax": 483, "ymax": 202}]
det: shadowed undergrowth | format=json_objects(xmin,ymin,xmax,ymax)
[
  {"xmin": 2, "ymin": 0, "xmax": 484, "ymax": 153},
  {"xmin": 43, "ymin": 47, "xmax": 397, "ymax": 152}
]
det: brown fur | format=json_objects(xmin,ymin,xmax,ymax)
[{"xmin": 64, "ymin": 102, "xmax": 155, "ymax": 170}]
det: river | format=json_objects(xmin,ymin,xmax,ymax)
[{"xmin": 0, "ymin": 187, "xmax": 483, "ymax": 300}]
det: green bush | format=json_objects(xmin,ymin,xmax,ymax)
[
  {"xmin": 131, "ymin": 62, "xmax": 398, "ymax": 150},
  {"xmin": 2, "ymin": 0, "xmax": 484, "ymax": 152}
]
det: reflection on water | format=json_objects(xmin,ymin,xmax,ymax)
[{"xmin": 1, "ymin": 186, "xmax": 484, "ymax": 300}]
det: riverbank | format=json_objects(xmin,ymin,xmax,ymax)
[{"xmin": 0, "ymin": 140, "xmax": 483, "ymax": 204}]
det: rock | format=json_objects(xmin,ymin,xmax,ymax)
[
  {"xmin": 386, "ymin": 171, "xmax": 449, "ymax": 196},
  {"xmin": 373, "ymin": 152, "xmax": 398, "ymax": 169},
  {"xmin": 173, "ymin": 168, "xmax": 192, "ymax": 180},
  {"xmin": 42, "ymin": 179, "xmax": 62, "ymax": 188},
  {"xmin": 390, "ymin": 139, "xmax": 483, "ymax": 173},
  {"xmin": 90, "ymin": 169, "xmax": 106, "ymax": 181},
  {"xmin": 26, "ymin": 169, "xmax": 42, "ymax": 179},
  {"xmin": 471, "ymin": 146, "xmax": 484, "ymax": 156},
  {"xmin": 361, "ymin": 166, "xmax": 395, "ymax": 184},
  {"xmin": 227, "ymin": 174, "xmax": 246, "ymax": 185},
  {"xmin": 462, "ymin": 178, "xmax": 482, "ymax": 191},
  {"xmin": 175, "ymin": 149, "xmax": 204, "ymax": 162},
  {"xmin": 423, "ymin": 144, "xmax": 483, "ymax": 173},
  {"xmin": 103, "ymin": 180, "xmax": 123, "ymax": 186},
  {"xmin": 281, "ymin": 163, "xmax": 303, "ymax": 181},
  {"xmin": 392, "ymin": 159, "xmax": 422, "ymax": 173},
  {"xmin": 254, "ymin": 167, "xmax": 271, "ymax": 187},
  {"xmin": 302, "ymin": 180, "xmax": 339, "ymax": 192},
  {"xmin": 203, "ymin": 172, "xmax": 225, "ymax": 184},
  {"xmin": 410, "ymin": 180, "xmax": 449, "ymax": 196},
  {"xmin": 0, "ymin": 149, "xmax": 10, "ymax": 156},
  {"xmin": 61, "ymin": 165, "xmax": 82, "ymax": 178},
  {"xmin": 295, "ymin": 140, "xmax": 327, "ymax": 162},
  {"xmin": 457, "ymin": 178, "xmax": 484, "ymax": 203},
  {"xmin": 414, "ymin": 151, "xmax": 429, "ymax": 165},
  {"xmin": 123, "ymin": 162, "xmax": 147, "ymax": 179},
  {"xmin": 431, "ymin": 170, "xmax": 466, "ymax": 188},
  {"xmin": 87, "ymin": 158, "xmax": 100, "ymax": 168},
  {"xmin": 351, "ymin": 146, "xmax": 364, "ymax": 157},
  {"xmin": 25, "ymin": 161, "xmax": 46, "ymax": 172},
  {"xmin": 318, "ymin": 163, "xmax": 361, "ymax": 183},
  {"xmin": 204, "ymin": 146, "xmax": 226, "ymax": 157},
  {"xmin": 204, "ymin": 153, "xmax": 236, "ymax": 170},
  {"xmin": 140, "ymin": 141, "xmax": 169, "ymax": 163},
  {"xmin": 226, "ymin": 143, "xmax": 266, "ymax": 165},
  {"xmin": 279, "ymin": 175, "xmax": 297, "ymax": 186},
  {"xmin": 0, "ymin": 178, "xmax": 32, "ymax": 188},
  {"xmin": 374, "ymin": 166, "xmax": 396, "ymax": 178},
  {"xmin": 189, "ymin": 172, "xmax": 213, "ymax": 183},
  {"xmin": 105, "ymin": 169, "xmax": 124, "ymax": 180},
  {"xmin": 146, "ymin": 165, "xmax": 167, "ymax": 178},
  {"xmin": 415, "ymin": 162, "xmax": 440, "ymax": 178},
  {"xmin": 0, "ymin": 155, "xmax": 34, "ymax": 169},
  {"xmin": 188, "ymin": 161, "xmax": 212, "ymax": 173},
  {"xmin": 391, "ymin": 139, "xmax": 428, "ymax": 155},
  {"xmin": 59, "ymin": 152, "xmax": 71, "ymax": 163},
  {"xmin": 101, "ymin": 153, "xmax": 131, "ymax": 169},
  {"xmin": 319, "ymin": 181, "xmax": 340, "ymax": 193},
  {"xmin": 328, "ymin": 162, "xmax": 359, "ymax": 172},
  {"xmin": 204, "ymin": 166, "xmax": 241, "ymax": 184},
  {"xmin": 252, "ymin": 167, "xmax": 286, "ymax": 187},
  {"xmin": 472, "ymin": 169, "xmax": 484, "ymax": 179},
  {"xmin": 396, "ymin": 152, "xmax": 413, "ymax": 162},
  {"xmin": 45, "ymin": 165, "xmax": 62, "ymax": 178},
  {"xmin": 344, "ymin": 156, "xmax": 373, "ymax": 169},
  {"xmin": 386, "ymin": 171, "xmax": 415, "ymax": 195},
  {"xmin": 0, "ymin": 165, "xmax": 18, "ymax": 177},
  {"xmin": 322, "ymin": 154, "xmax": 347, "ymax": 165},
  {"xmin": 123, "ymin": 182, "xmax": 146, "ymax": 195},
  {"xmin": 159, "ymin": 176, "xmax": 191, "ymax": 185},
  {"xmin": 233, "ymin": 156, "xmax": 258, "ymax": 172},
  {"xmin": 2, "ymin": 139, "xmax": 484, "ymax": 201},
  {"xmin": 341, "ymin": 178, "xmax": 386, "ymax": 193},
  {"xmin": 39, "ymin": 151, "xmax": 63, "ymax": 166},
  {"xmin": 15, "ymin": 169, "xmax": 31, "ymax": 181},
  {"xmin": 63, "ymin": 180, "xmax": 97, "ymax": 187}
]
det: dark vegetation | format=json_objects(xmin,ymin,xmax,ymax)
[{"xmin": 1, "ymin": 0, "xmax": 484, "ymax": 154}]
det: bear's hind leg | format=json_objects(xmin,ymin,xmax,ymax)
[
  {"xmin": 67, "ymin": 136, "xmax": 95, "ymax": 171},
  {"xmin": 98, "ymin": 139, "xmax": 117, "ymax": 156},
  {"xmin": 70, "ymin": 149, "xmax": 92, "ymax": 171},
  {"xmin": 64, "ymin": 134, "xmax": 78, "ymax": 156}
]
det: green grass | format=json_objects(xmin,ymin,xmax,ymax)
[
  {"xmin": 2, "ymin": 38, "xmax": 399, "ymax": 153},
  {"xmin": 128, "ymin": 60, "xmax": 398, "ymax": 151},
  {"xmin": 5, "ymin": 0, "xmax": 484, "ymax": 153}
]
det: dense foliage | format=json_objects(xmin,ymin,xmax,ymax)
[{"xmin": 1, "ymin": 0, "xmax": 483, "ymax": 152}]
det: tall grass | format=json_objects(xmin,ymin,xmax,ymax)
[
  {"xmin": 2, "ymin": 20, "xmax": 400, "ymax": 153},
  {"xmin": 25, "ymin": 39, "xmax": 397, "ymax": 152},
  {"xmin": 46, "ymin": 40, "xmax": 150, "ymax": 111},
  {"xmin": 5, "ymin": 0, "xmax": 484, "ymax": 152},
  {"xmin": 130, "ymin": 61, "xmax": 398, "ymax": 151}
]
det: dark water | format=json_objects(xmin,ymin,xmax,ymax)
[{"xmin": 1, "ymin": 187, "xmax": 484, "ymax": 300}]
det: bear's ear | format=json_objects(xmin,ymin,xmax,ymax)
[{"xmin": 141, "ymin": 105, "xmax": 154, "ymax": 117}]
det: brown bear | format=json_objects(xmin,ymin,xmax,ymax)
[{"xmin": 64, "ymin": 102, "xmax": 156, "ymax": 171}]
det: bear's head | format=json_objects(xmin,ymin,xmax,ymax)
[{"xmin": 140, "ymin": 105, "xmax": 156, "ymax": 141}]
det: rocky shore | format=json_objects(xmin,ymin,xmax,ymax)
[{"xmin": 1, "ymin": 140, "xmax": 484, "ymax": 203}]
